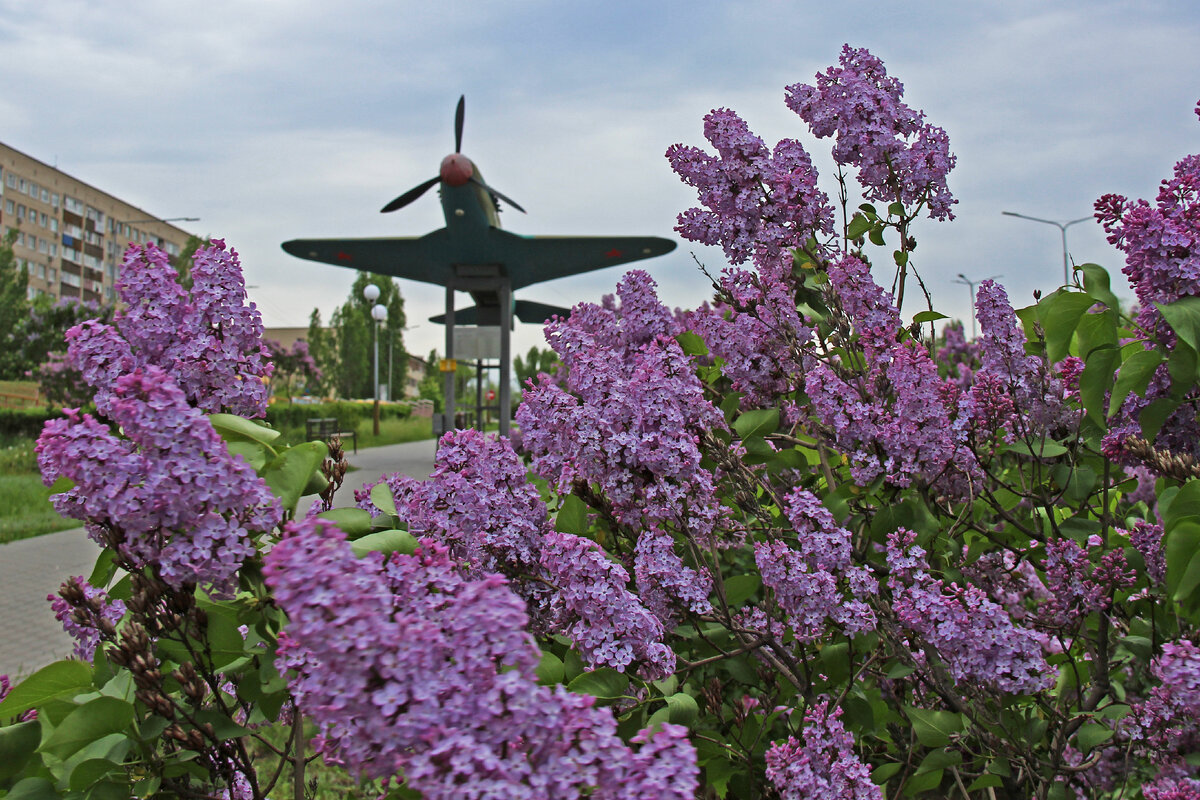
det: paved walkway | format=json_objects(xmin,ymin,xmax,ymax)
[{"xmin": 0, "ymin": 438, "xmax": 437, "ymax": 679}]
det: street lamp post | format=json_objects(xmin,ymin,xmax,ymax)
[
  {"xmin": 953, "ymin": 273, "xmax": 1002, "ymax": 339},
  {"xmin": 363, "ymin": 284, "xmax": 388, "ymax": 436},
  {"xmin": 1002, "ymin": 211, "xmax": 1091, "ymax": 285}
]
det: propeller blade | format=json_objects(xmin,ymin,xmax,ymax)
[
  {"xmin": 469, "ymin": 176, "xmax": 526, "ymax": 214},
  {"xmin": 454, "ymin": 95, "xmax": 465, "ymax": 154},
  {"xmin": 380, "ymin": 176, "xmax": 440, "ymax": 213}
]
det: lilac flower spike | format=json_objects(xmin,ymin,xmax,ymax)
[
  {"xmin": 886, "ymin": 530, "xmax": 1054, "ymax": 694},
  {"xmin": 265, "ymin": 519, "xmax": 698, "ymax": 799},
  {"xmin": 765, "ymin": 700, "xmax": 881, "ymax": 800},
  {"xmin": 360, "ymin": 428, "xmax": 682, "ymax": 676},
  {"xmin": 755, "ymin": 488, "xmax": 876, "ymax": 642},
  {"xmin": 114, "ymin": 240, "xmax": 272, "ymax": 417},
  {"xmin": 667, "ymin": 108, "xmax": 833, "ymax": 267},
  {"xmin": 37, "ymin": 366, "xmax": 280, "ymax": 590},
  {"xmin": 786, "ymin": 44, "xmax": 957, "ymax": 220}
]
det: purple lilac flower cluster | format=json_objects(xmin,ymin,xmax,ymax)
[
  {"xmin": 37, "ymin": 364, "xmax": 280, "ymax": 590},
  {"xmin": 1095, "ymin": 122, "xmax": 1200, "ymax": 339},
  {"xmin": 359, "ymin": 428, "xmax": 681, "ymax": 676},
  {"xmin": 1129, "ymin": 640, "xmax": 1200, "ymax": 759},
  {"xmin": 681, "ymin": 298, "xmax": 810, "ymax": 413},
  {"xmin": 968, "ymin": 280, "xmax": 1072, "ymax": 436},
  {"xmin": 634, "ymin": 527, "xmax": 713, "ymax": 626},
  {"xmin": 47, "ymin": 575, "xmax": 126, "ymax": 661},
  {"xmin": 936, "ymin": 319, "xmax": 979, "ymax": 391},
  {"xmin": 1041, "ymin": 538, "xmax": 1135, "ymax": 628},
  {"xmin": 1102, "ymin": 360, "xmax": 1200, "ymax": 467},
  {"xmin": 1144, "ymin": 775, "xmax": 1200, "ymax": 800},
  {"xmin": 264, "ymin": 519, "xmax": 698, "ymax": 799},
  {"xmin": 108, "ymin": 241, "xmax": 272, "ymax": 417},
  {"xmin": 360, "ymin": 429, "xmax": 546, "ymax": 579},
  {"xmin": 785, "ymin": 44, "xmax": 957, "ymax": 221},
  {"xmin": 764, "ymin": 700, "xmax": 880, "ymax": 800},
  {"xmin": 886, "ymin": 530, "xmax": 1054, "ymax": 694},
  {"xmin": 35, "ymin": 240, "xmax": 281, "ymax": 591},
  {"xmin": 755, "ymin": 488, "xmax": 876, "ymax": 642},
  {"xmin": 806, "ymin": 255, "xmax": 977, "ymax": 492},
  {"xmin": 667, "ymin": 108, "xmax": 833, "ymax": 268},
  {"xmin": 518, "ymin": 272, "xmax": 728, "ymax": 548},
  {"xmin": 1127, "ymin": 521, "xmax": 1168, "ymax": 585},
  {"xmin": 541, "ymin": 531, "xmax": 675, "ymax": 678},
  {"xmin": 1094, "ymin": 132, "xmax": 1200, "ymax": 464}
]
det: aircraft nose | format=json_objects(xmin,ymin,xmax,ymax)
[{"xmin": 440, "ymin": 154, "xmax": 473, "ymax": 187}]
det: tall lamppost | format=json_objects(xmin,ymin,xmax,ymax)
[
  {"xmin": 1002, "ymin": 211, "xmax": 1091, "ymax": 285},
  {"xmin": 363, "ymin": 284, "xmax": 388, "ymax": 436},
  {"xmin": 953, "ymin": 273, "xmax": 1002, "ymax": 339}
]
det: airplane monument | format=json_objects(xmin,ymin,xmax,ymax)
[{"xmin": 282, "ymin": 97, "xmax": 676, "ymax": 437}]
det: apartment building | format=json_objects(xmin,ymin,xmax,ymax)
[{"xmin": 0, "ymin": 142, "xmax": 193, "ymax": 304}]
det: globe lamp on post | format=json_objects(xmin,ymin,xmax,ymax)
[{"xmin": 363, "ymin": 284, "xmax": 382, "ymax": 435}]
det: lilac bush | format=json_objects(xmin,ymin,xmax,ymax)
[{"xmin": 5, "ymin": 44, "xmax": 1200, "ymax": 800}]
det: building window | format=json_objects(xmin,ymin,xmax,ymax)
[
  {"xmin": 18, "ymin": 178, "xmax": 25, "ymax": 193},
  {"xmin": 37, "ymin": 264, "xmax": 45, "ymax": 279},
  {"xmin": 16, "ymin": 205, "xmax": 24, "ymax": 220},
  {"xmin": 50, "ymin": 267, "xmax": 56, "ymax": 282},
  {"xmin": 41, "ymin": 189, "xmax": 49, "ymax": 203},
  {"xmin": 51, "ymin": 193, "xmax": 58, "ymax": 208},
  {"xmin": 62, "ymin": 272, "xmax": 80, "ymax": 288},
  {"xmin": 5, "ymin": 174, "xmax": 15, "ymax": 189},
  {"xmin": 40, "ymin": 213, "xmax": 47, "ymax": 227},
  {"xmin": 49, "ymin": 244, "xmax": 56, "ymax": 257},
  {"xmin": 49, "ymin": 219, "xmax": 57, "ymax": 233},
  {"xmin": 38, "ymin": 239, "xmax": 47, "ymax": 254},
  {"xmin": 4, "ymin": 200, "xmax": 11, "ymax": 214}
]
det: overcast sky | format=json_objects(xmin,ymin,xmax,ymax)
[{"xmin": 2, "ymin": 1, "xmax": 1198, "ymax": 359}]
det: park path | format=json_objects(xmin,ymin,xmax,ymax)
[{"xmin": 0, "ymin": 438, "xmax": 437, "ymax": 679}]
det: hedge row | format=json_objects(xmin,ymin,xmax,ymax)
[
  {"xmin": 0, "ymin": 402, "xmax": 415, "ymax": 441},
  {"xmin": 263, "ymin": 401, "xmax": 413, "ymax": 431},
  {"xmin": 0, "ymin": 407, "xmax": 61, "ymax": 439}
]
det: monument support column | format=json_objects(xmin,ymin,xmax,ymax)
[
  {"xmin": 443, "ymin": 283, "xmax": 456, "ymax": 436},
  {"xmin": 498, "ymin": 280, "xmax": 512, "ymax": 438}
]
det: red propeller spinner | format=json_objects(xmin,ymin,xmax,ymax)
[{"xmin": 439, "ymin": 153, "xmax": 474, "ymax": 187}]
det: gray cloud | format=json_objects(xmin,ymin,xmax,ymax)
[{"xmin": 2, "ymin": 0, "xmax": 1197, "ymax": 359}]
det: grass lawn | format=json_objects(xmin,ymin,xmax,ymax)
[{"xmin": 0, "ymin": 474, "xmax": 78, "ymax": 544}]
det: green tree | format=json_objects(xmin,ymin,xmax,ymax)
[
  {"xmin": 513, "ymin": 345, "xmax": 559, "ymax": 393},
  {"xmin": 0, "ymin": 229, "xmax": 30, "ymax": 379},
  {"xmin": 305, "ymin": 308, "xmax": 337, "ymax": 398},
  {"xmin": 328, "ymin": 273, "xmax": 407, "ymax": 399},
  {"xmin": 418, "ymin": 349, "xmax": 445, "ymax": 412}
]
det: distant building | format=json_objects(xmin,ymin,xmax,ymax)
[
  {"xmin": 0, "ymin": 142, "xmax": 193, "ymax": 305},
  {"xmin": 261, "ymin": 327, "xmax": 309, "ymax": 351},
  {"xmin": 405, "ymin": 354, "xmax": 428, "ymax": 399}
]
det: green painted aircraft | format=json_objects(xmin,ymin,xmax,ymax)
[
  {"xmin": 281, "ymin": 96, "xmax": 675, "ymax": 326},
  {"xmin": 280, "ymin": 96, "xmax": 676, "ymax": 436}
]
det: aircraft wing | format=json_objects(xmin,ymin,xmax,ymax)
[
  {"xmin": 282, "ymin": 229, "xmax": 676, "ymax": 290},
  {"xmin": 495, "ymin": 231, "xmax": 676, "ymax": 290},
  {"xmin": 429, "ymin": 300, "xmax": 572, "ymax": 326},
  {"xmin": 280, "ymin": 231, "xmax": 456, "ymax": 286}
]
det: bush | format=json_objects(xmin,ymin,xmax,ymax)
[{"xmin": 8, "ymin": 47, "xmax": 1200, "ymax": 800}]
